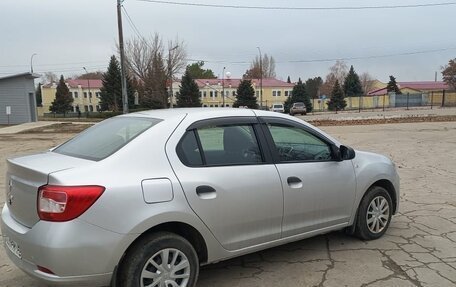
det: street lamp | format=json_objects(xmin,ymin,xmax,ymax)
[
  {"xmin": 222, "ymin": 67, "xmax": 226, "ymax": 107},
  {"xmin": 168, "ymin": 45, "xmax": 179, "ymax": 108},
  {"xmin": 256, "ymin": 47, "xmax": 263, "ymax": 109},
  {"xmin": 30, "ymin": 53, "xmax": 37, "ymax": 73},
  {"xmin": 83, "ymin": 67, "xmax": 91, "ymax": 105}
]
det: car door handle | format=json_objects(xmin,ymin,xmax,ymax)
[
  {"xmin": 196, "ymin": 185, "xmax": 217, "ymax": 199},
  {"xmin": 287, "ymin": 177, "xmax": 303, "ymax": 189}
]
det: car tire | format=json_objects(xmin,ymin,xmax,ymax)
[
  {"xmin": 118, "ymin": 232, "xmax": 199, "ymax": 287},
  {"xmin": 354, "ymin": 186, "xmax": 393, "ymax": 240}
]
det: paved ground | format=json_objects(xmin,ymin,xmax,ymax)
[{"xmin": 0, "ymin": 121, "xmax": 455, "ymax": 287}]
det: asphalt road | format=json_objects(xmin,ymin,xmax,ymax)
[{"xmin": 1, "ymin": 121, "xmax": 455, "ymax": 287}]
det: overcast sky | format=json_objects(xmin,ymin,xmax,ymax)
[{"xmin": 1, "ymin": 0, "xmax": 455, "ymax": 83}]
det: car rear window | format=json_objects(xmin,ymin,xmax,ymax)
[
  {"xmin": 273, "ymin": 105, "xmax": 283, "ymax": 108},
  {"xmin": 53, "ymin": 117, "xmax": 161, "ymax": 161},
  {"xmin": 294, "ymin": 103, "xmax": 304, "ymax": 107}
]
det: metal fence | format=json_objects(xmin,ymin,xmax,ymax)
[{"xmin": 312, "ymin": 90, "xmax": 456, "ymax": 112}]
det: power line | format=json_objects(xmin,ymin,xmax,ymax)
[
  {"xmin": 282, "ymin": 47, "xmax": 456, "ymax": 63},
  {"xmin": 122, "ymin": 5, "xmax": 144, "ymax": 40},
  {"xmin": 137, "ymin": 0, "xmax": 456, "ymax": 10},
  {"xmin": 0, "ymin": 60, "xmax": 107, "ymax": 68}
]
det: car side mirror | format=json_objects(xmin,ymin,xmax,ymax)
[
  {"xmin": 340, "ymin": 145, "xmax": 356, "ymax": 160},
  {"xmin": 330, "ymin": 145, "xmax": 342, "ymax": 161}
]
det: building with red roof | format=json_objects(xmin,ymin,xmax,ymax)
[
  {"xmin": 172, "ymin": 77, "xmax": 294, "ymax": 107},
  {"xmin": 41, "ymin": 78, "xmax": 103, "ymax": 113}
]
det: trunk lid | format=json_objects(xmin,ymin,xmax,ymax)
[{"xmin": 5, "ymin": 152, "xmax": 93, "ymax": 228}]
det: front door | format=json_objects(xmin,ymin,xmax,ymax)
[
  {"xmin": 168, "ymin": 118, "xmax": 283, "ymax": 250},
  {"xmin": 261, "ymin": 118, "xmax": 356, "ymax": 237}
]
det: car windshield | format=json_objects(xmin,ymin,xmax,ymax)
[{"xmin": 53, "ymin": 117, "xmax": 161, "ymax": 161}]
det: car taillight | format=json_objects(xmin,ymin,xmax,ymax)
[{"xmin": 38, "ymin": 185, "xmax": 105, "ymax": 222}]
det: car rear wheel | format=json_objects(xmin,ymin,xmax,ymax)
[
  {"xmin": 354, "ymin": 186, "xmax": 392, "ymax": 240},
  {"xmin": 118, "ymin": 232, "xmax": 199, "ymax": 287}
]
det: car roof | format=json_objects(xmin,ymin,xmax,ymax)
[
  {"xmin": 121, "ymin": 108, "xmax": 341, "ymax": 146},
  {"xmin": 123, "ymin": 108, "xmax": 256, "ymax": 121}
]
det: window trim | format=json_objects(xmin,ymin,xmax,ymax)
[
  {"xmin": 176, "ymin": 117, "xmax": 273, "ymax": 168},
  {"xmin": 259, "ymin": 117, "xmax": 338, "ymax": 164}
]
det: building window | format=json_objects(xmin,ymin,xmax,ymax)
[
  {"xmin": 285, "ymin": 91, "xmax": 290, "ymax": 97},
  {"xmin": 273, "ymin": 91, "xmax": 277, "ymax": 97},
  {"xmin": 74, "ymin": 91, "xmax": 79, "ymax": 98},
  {"xmin": 89, "ymin": 92, "xmax": 92, "ymax": 98},
  {"xmin": 225, "ymin": 104, "xmax": 230, "ymax": 107},
  {"xmin": 215, "ymin": 104, "xmax": 218, "ymax": 107},
  {"xmin": 214, "ymin": 91, "xmax": 218, "ymax": 98},
  {"xmin": 89, "ymin": 105, "xmax": 94, "ymax": 112},
  {"xmin": 96, "ymin": 92, "xmax": 101, "ymax": 98},
  {"xmin": 210, "ymin": 105, "xmax": 213, "ymax": 107},
  {"xmin": 210, "ymin": 91, "xmax": 214, "ymax": 97},
  {"xmin": 199, "ymin": 91, "xmax": 203, "ymax": 98},
  {"xmin": 203, "ymin": 91, "xmax": 207, "ymax": 97},
  {"xmin": 232, "ymin": 91, "xmax": 236, "ymax": 96},
  {"xmin": 203, "ymin": 104, "xmax": 208, "ymax": 107},
  {"xmin": 277, "ymin": 91, "xmax": 281, "ymax": 97},
  {"xmin": 70, "ymin": 92, "xmax": 73, "ymax": 98},
  {"xmin": 84, "ymin": 105, "xmax": 89, "ymax": 112},
  {"xmin": 84, "ymin": 92, "xmax": 87, "ymax": 98}
]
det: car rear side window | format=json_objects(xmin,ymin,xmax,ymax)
[
  {"xmin": 54, "ymin": 117, "xmax": 161, "ymax": 161},
  {"xmin": 177, "ymin": 124, "xmax": 264, "ymax": 166}
]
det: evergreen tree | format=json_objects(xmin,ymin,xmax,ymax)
[
  {"xmin": 99, "ymin": 55, "xmax": 135, "ymax": 111},
  {"xmin": 287, "ymin": 76, "xmax": 291, "ymax": 83},
  {"xmin": 233, "ymin": 80, "xmax": 258, "ymax": 109},
  {"xmin": 142, "ymin": 52, "xmax": 168, "ymax": 109},
  {"xmin": 305, "ymin": 77, "xmax": 323, "ymax": 99},
  {"xmin": 386, "ymin": 75, "xmax": 402, "ymax": 94},
  {"xmin": 343, "ymin": 65, "xmax": 363, "ymax": 97},
  {"xmin": 284, "ymin": 79, "xmax": 312, "ymax": 113},
  {"xmin": 186, "ymin": 61, "xmax": 216, "ymax": 79},
  {"xmin": 327, "ymin": 80, "xmax": 346, "ymax": 111},
  {"xmin": 35, "ymin": 83, "xmax": 42, "ymax": 107},
  {"xmin": 176, "ymin": 69, "xmax": 201, "ymax": 107},
  {"xmin": 49, "ymin": 75, "xmax": 73, "ymax": 115}
]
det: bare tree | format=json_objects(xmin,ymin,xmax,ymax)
[
  {"xmin": 167, "ymin": 37, "xmax": 187, "ymax": 77},
  {"xmin": 124, "ymin": 33, "xmax": 187, "ymax": 83},
  {"xmin": 359, "ymin": 72, "xmax": 375, "ymax": 95},
  {"xmin": 124, "ymin": 33, "xmax": 163, "ymax": 82},
  {"xmin": 243, "ymin": 54, "xmax": 276, "ymax": 79},
  {"xmin": 41, "ymin": 72, "xmax": 58, "ymax": 84},
  {"xmin": 320, "ymin": 60, "xmax": 348, "ymax": 96}
]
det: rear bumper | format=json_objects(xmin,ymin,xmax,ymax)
[{"xmin": 1, "ymin": 204, "xmax": 130, "ymax": 286}]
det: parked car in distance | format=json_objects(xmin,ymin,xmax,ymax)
[
  {"xmin": 290, "ymin": 101, "xmax": 307, "ymax": 115},
  {"xmin": 271, "ymin": 103, "xmax": 284, "ymax": 113},
  {"xmin": 1, "ymin": 108, "xmax": 399, "ymax": 287}
]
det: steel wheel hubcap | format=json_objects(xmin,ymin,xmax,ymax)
[
  {"xmin": 366, "ymin": 196, "xmax": 390, "ymax": 234},
  {"xmin": 141, "ymin": 248, "xmax": 190, "ymax": 287}
]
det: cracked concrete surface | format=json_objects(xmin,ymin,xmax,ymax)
[{"xmin": 1, "ymin": 121, "xmax": 455, "ymax": 287}]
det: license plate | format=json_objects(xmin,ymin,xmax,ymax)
[{"xmin": 4, "ymin": 236, "xmax": 22, "ymax": 259}]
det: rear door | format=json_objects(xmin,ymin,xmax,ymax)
[
  {"xmin": 168, "ymin": 117, "xmax": 284, "ymax": 251},
  {"xmin": 260, "ymin": 117, "xmax": 356, "ymax": 237}
]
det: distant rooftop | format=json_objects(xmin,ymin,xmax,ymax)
[
  {"xmin": 368, "ymin": 81, "xmax": 450, "ymax": 95},
  {"xmin": 177, "ymin": 77, "xmax": 294, "ymax": 89},
  {"xmin": 43, "ymin": 79, "xmax": 102, "ymax": 89}
]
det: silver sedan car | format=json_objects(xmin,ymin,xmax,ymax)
[{"xmin": 1, "ymin": 108, "xmax": 399, "ymax": 287}]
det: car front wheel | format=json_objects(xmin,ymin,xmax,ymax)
[
  {"xmin": 354, "ymin": 186, "xmax": 392, "ymax": 240},
  {"xmin": 118, "ymin": 232, "xmax": 199, "ymax": 287}
]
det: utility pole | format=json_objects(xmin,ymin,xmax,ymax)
[
  {"xmin": 257, "ymin": 47, "xmax": 263, "ymax": 109},
  {"xmin": 117, "ymin": 0, "xmax": 128, "ymax": 114},
  {"xmin": 168, "ymin": 45, "xmax": 178, "ymax": 108},
  {"xmin": 222, "ymin": 67, "xmax": 226, "ymax": 107},
  {"xmin": 83, "ymin": 67, "xmax": 91, "ymax": 106}
]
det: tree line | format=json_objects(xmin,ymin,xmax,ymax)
[{"xmin": 44, "ymin": 33, "xmax": 456, "ymax": 114}]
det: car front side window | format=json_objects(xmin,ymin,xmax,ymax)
[{"xmin": 267, "ymin": 124, "xmax": 332, "ymax": 162}]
